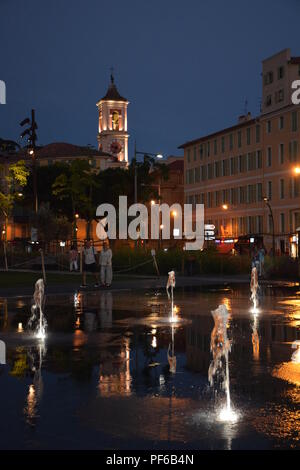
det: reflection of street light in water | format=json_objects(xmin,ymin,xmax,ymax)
[
  {"xmin": 24, "ymin": 343, "xmax": 45, "ymax": 425},
  {"xmin": 167, "ymin": 324, "xmax": 177, "ymax": 373}
]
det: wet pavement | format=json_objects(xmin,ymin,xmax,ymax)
[{"xmin": 0, "ymin": 284, "xmax": 299, "ymax": 449}]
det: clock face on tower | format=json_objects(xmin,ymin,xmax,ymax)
[{"xmin": 110, "ymin": 141, "xmax": 122, "ymax": 155}]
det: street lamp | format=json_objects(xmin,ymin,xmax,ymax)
[{"xmin": 263, "ymin": 197, "xmax": 275, "ymax": 256}]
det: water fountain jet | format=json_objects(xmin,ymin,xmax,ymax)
[
  {"xmin": 166, "ymin": 271, "xmax": 177, "ymax": 322},
  {"xmin": 250, "ymin": 266, "xmax": 259, "ymax": 314},
  {"xmin": 28, "ymin": 278, "xmax": 47, "ymax": 340},
  {"xmin": 208, "ymin": 304, "xmax": 238, "ymax": 423}
]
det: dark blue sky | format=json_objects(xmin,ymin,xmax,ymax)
[{"xmin": 0, "ymin": 0, "xmax": 299, "ymax": 158}]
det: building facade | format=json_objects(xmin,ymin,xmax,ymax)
[{"xmin": 180, "ymin": 48, "xmax": 300, "ymax": 256}]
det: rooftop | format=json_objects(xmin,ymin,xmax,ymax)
[{"xmin": 98, "ymin": 74, "xmax": 128, "ymax": 103}]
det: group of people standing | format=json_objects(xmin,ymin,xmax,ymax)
[{"xmin": 69, "ymin": 240, "xmax": 113, "ymax": 288}]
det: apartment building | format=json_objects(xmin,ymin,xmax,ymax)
[{"xmin": 180, "ymin": 49, "xmax": 300, "ymax": 255}]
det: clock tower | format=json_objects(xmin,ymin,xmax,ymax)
[{"xmin": 96, "ymin": 74, "xmax": 129, "ymax": 164}]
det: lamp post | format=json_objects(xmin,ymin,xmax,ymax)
[
  {"xmin": 263, "ymin": 197, "xmax": 275, "ymax": 257},
  {"xmin": 133, "ymin": 142, "xmax": 163, "ymax": 247},
  {"xmin": 20, "ymin": 109, "xmax": 38, "ymax": 214}
]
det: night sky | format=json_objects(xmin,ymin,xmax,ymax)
[{"xmin": 0, "ymin": 0, "xmax": 299, "ymax": 158}]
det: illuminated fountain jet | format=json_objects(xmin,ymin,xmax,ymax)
[
  {"xmin": 292, "ymin": 340, "xmax": 300, "ymax": 364},
  {"xmin": 250, "ymin": 266, "xmax": 259, "ymax": 314},
  {"xmin": 166, "ymin": 270, "xmax": 177, "ymax": 323},
  {"xmin": 28, "ymin": 279, "xmax": 47, "ymax": 340},
  {"xmin": 208, "ymin": 304, "xmax": 238, "ymax": 422}
]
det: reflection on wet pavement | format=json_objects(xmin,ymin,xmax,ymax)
[{"xmin": 0, "ymin": 285, "xmax": 299, "ymax": 449}]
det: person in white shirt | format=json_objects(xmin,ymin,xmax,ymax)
[
  {"xmin": 100, "ymin": 243, "xmax": 113, "ymax": 287},
  {"xmin": 81, "ymin": 239, "xmax": 100, "ymax": 288}
]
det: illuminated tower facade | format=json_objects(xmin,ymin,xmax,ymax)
[{"xmin": 96, "ymin": 75, "xmax": 129, "ymax": 164}]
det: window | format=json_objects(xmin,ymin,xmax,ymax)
[
  {"xmin": 194, "ymin": 146, "xmax": 197, "ymax": 161},
  {"xmin": 279, "ymin": 116, "xmax": 284, "ymax": 130},
  {"xmin": 275, "ymin": 89, "xmax": 284, "ymax": 103},
  {"xmin": 256, "ymin": 150, "xmax": 262, "ymax": 169},
  {"xmin": 208, "ymin": 163, "xmax": 213, "ymax": 179},
  {"xmin": 195, "ymin": 167, "xmax": 200, "ymax": 183},
  {"xmin": 257, "ymin": 215, "xmax": 263, "ymax": 234},
  {"xmin": 264, "ymin": 71, "xmax": 274, "ymax": 85},
  {"xmin": 187, "ymin": 149, "xmax": 190, "ymax": 163},
  {"xmin": 289, "ymin": 141, "xmax": 299, "ymax": 162},
  {"xmin": 199, "ymin": 145, "xmax": 203, "ymax": 160},
  {"xmin": 278, "ymin": 66, "xmax": 285, "ymax": 79},
  {"xmin": 266, "ymin": 120, "xmax": 272, "ymax": 134},
  {"xmin": 237, "ymin": 131, "xmax": 242, "ymax": 148},
  {"xmin": 255, "ymin": 125, "xmax": 260, "ymax": 143},
  {"xmin": 279, "ymin": 143, "xmax": 284, "ymax": 164},
  {"xmin": 257, "ymin": 183, "xmax": 262, "ymax": 201},
  {"xmin": 214, "ymin": 139, "xmax": 217, "ymax": 155},
  {"xmin": 267, "ymin": 147, "xmax": 272, "ymax": 167},
  {"xmin": 188, "ymin": 169, "xmax": 194, "ymax": 184},
  {"xmin": 207, "ymin": 141, "xmax": 210, "ymax": 157},
  {"xmin": 265, "ymin": 95, "xmax": 272, "ymax": 107},
  {"xmin": 280, "ymin": 179, "xmax": 285, "ymax": 199},
  {"xmin": 230, "ymin": 157, "xmax": 235, "ymax": 176},
  {"xmin": 267, "ymin": 181, "xmax": 272, "ymax": 200},
  {"xmin": 221, "ymin": 137, "xmax": 225, "ymax": 153},
  {"xmin": 292, "ymin": 111, "xmax": 298, "ymax": 132},
  {"xmin": 214, "ymin": 161, "xmax": 220, "ymax": 178},
  {"xmin": 238, "ymin": 154, "xmax": 246, "ymax": 173},
  {"xmin": 229, "ymin": 133, "xmax": 233, "ymax": 150},
  {"xmin": 246, "ymin": 128, "xmax": 251, "ymax": 145}
]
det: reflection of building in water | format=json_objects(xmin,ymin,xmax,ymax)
[
  {"xmin": 98, "ymin": 292, "xmax": 113, "ymax": 328},
  {"xmin": 186, "ymin": 317, "xmax": 212, "ymax": 373},
  {"xmin": 98, "ymin": 337, "xmax": 131, "ymax": 396}
]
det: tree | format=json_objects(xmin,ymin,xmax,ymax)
[
  {"xmin": 37, "ymin": 204, "xmax": 71, "ymax": 250},
  {"xmin": 0, "ymin": 160, "xmax": 29, "ymax": 239},
  {"xmin": 52, "ymin": 159, "xmax": 99, "ymax": 242},
  {"xmin": 22, "ymin": 162, "xmax": 73, "ymax": 218},
  {"xmin": 0, "ymin": 160, "xmax": 29, "ymax": 269}
]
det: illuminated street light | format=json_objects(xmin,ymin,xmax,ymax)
[
  {"xmin": 294, "ymin": 167, "xmax": 300, "ymax": 175},
  {"xmin": 151, "ymin": 200, "xmax": 155, "ymax": 205},
  {"xmin": 222, "ymin": 204, "xmax": 229, "ymax": 210}
]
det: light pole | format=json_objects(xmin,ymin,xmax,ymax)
[
  {"xmin": 133, "ymin": 142, "xmax": 163, "ymax": 247},
  {"xmin": 263, "ymin": 197, "xmax": 275, "ymax": 257},
  {"xmin": 20, "ymin": 110, "xmax": 38, "ymax": 214}
]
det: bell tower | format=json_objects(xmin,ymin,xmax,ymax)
[{"xmin": 96, "ymin": 74, "xmax": 129, "ymax": 163}]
